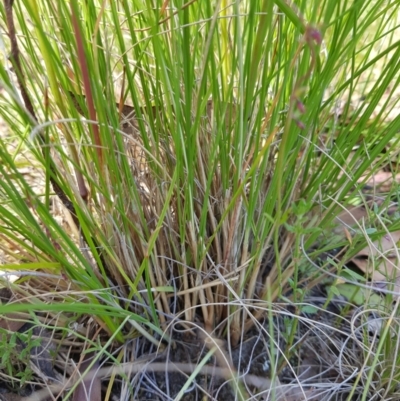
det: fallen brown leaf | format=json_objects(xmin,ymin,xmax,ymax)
[
  {"xmin": 333, "ymin": 202, "xmax": 400, "ymax": 296},
  {"xmin": 350, "ymin": 231, "xmax": 400, "ymax": 282}
]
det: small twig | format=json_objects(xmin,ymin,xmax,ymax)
[{"xmin": 23, "ymin": 361, "xmax": 273, "ymax": 401}]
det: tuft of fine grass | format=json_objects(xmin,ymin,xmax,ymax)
[{"xmin": 0, "ymin": 0, "xmax": 400, "ymax": 399}]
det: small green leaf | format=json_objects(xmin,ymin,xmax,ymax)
[
  {"xmin": 328, "ymin": 285, "xmax": 340, "ymax": 297},
  {"xmin": 292, "ymin": 199, "xmax": 311, "ymax": 216},
  {"xmin": 301, "ymin": 305, "xmax": 319, "ymax": 314},
  {"xmin": 284, "ymin": 223, "xmax": 296, "ymax": 233},
  {"xmin": 334, "ymin": 283, "xmax": 383, "ymax": 306},
  {"xmin": 340, "ymin": 268, "xmax": 366, "ymax": 282}
]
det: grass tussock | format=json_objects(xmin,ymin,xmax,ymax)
[{"xmin": 0, "ymin": 0, "xmax": 400, "ymax": 399}]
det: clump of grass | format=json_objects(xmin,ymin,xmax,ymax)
[{"xmin": 1, "ymin": 0, "xmax": 400, "ymax": 399}]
